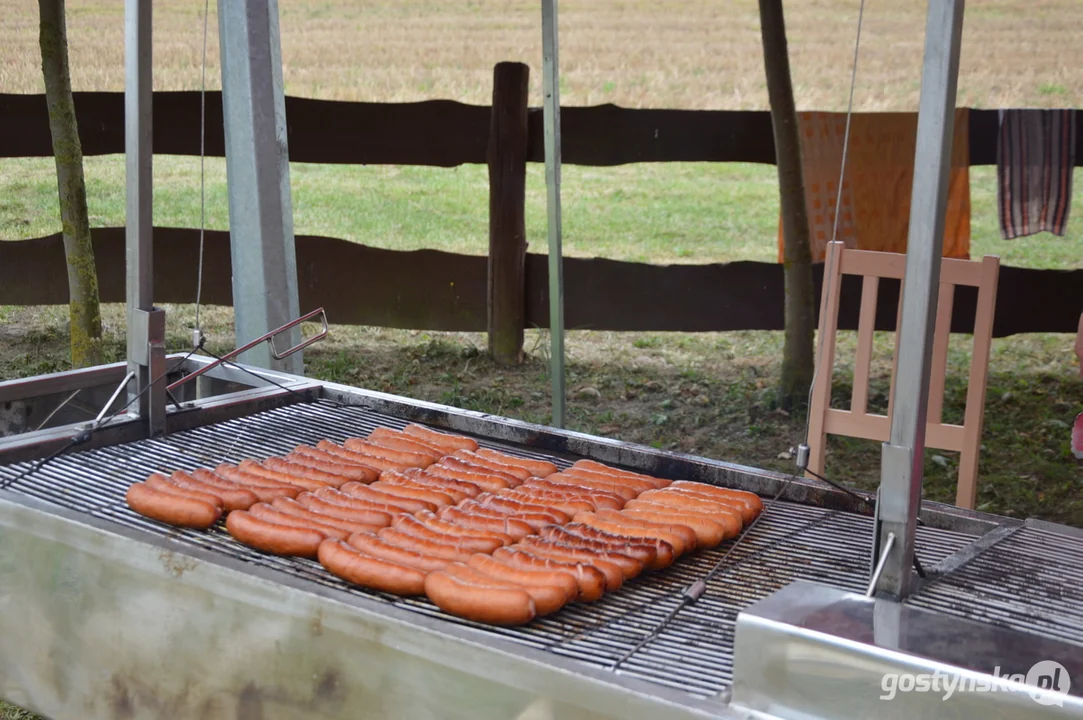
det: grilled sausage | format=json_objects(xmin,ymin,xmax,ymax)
[
  {"xmin": 389, "ymin": 514, "xmax": 504, "ymax": 554},
  {"xmin": 456, "ymin": 498, "xmax": 561, "ymax": 532},
  {"xmin": 369, "ymin": 480, "xmax": 454, "ymax": 508},
  {"xmin": 402, "ymin": 424, "xmax": 479, "ymax": 453},
  {"xmin": 573, "ymin": 510, "xmax": 696, "ymax": 556},
  {"xmin": 562, "ymin": 467, "xmax": 657, "ymax": 494},
  {"xmin": 424, "ymin": 564, "xmax": 536, "ymax": 625},
  {"xmin": 166, "ymin": 470, "xmax": 257, "ymax": 512},
  {"xmin": 226, "ymin": 510, "xmax": 326, "ymax": 557},
  {"xmin": 473, "ymin": 448, "xmax": 558, "ymax": 479},
  {"xmin": 347, "ymin": 531, "xmax": 454, "ymax": 573},
  {"xmin": 425, "ymin": 463, "xmax": 515, "ymax": 493},
  {"xmin": 554, "ymin": 523, "xmax": 674, "ymax": 570},
  {"xmin": 618, "ymin": 503, "xmax": 734, "ymax": 546},
  {"xmin": 570, "ymin": 460, "xmax": 671, "ymax": 489},
  {"xmin": 475, "ymin": 494, "xmax": 570, "ymax": 524},
  {"xmin": 236, "ymin": 460, "xmax": 330, "ymax": 491},
  {"xmin": 342, "ymin": 438, "xmax": 434, "ymax": 468},
  {"xmin": 309, "ymin": 486, "xmax": 409, "ymax": 518},
  {"xmin": 437, "ymin": 457, "xmax": 522, "ymax": 487},
  {"xmin": 450, "ymin": 450, "xmax": 532, "ymax": 481},
  {"xmin": 286, "ymin": 447, "xmax": 380, "ymax": 482},
  {"xmin": 145, "ymin": 473, "xmax": 226, "ymax": 510},
  {"xmin": 270, "ymin": 497, "xmax": 381, "ymax": 535},
  {"xmin": 538, "ymin": 525, "xmax": 656, "ymax": 572},
  {"xmin": 515, "ymin": 537, "xmax": 629, "ymax": 589},
  {"xmin": 295, "ymin": 493, "xmax": 394, "ymax": 527},
  {"xmin": 402, "ymin": 510, "xmax": 515, "ymax": 546},
  {"xmin": 375, "ymin": 526, "xmax": 477, "ymax": 563},
  {"xmin": 521, "ymin": 478, "xmax": 626, "ymax": 509},
  {"xmin": 368, "ymin": 427, "xmax": 448, "ymax": 458},
  {"xmin": 318, "ymin": 539, "xmax": 427, "ymax": 596},
  {"xmin": 496, "ymin": 488, "xmax": 597, "ymax": 516},
  {"xmin": 126, "ymin": 482, "xmax": 222, "ymax": 529},
  {"xmin": 189, "ymin": 468, "xmax": 293, "ymax": 504},
  {"xmin": 488, "ymin": 548, "xmax": 607, "ymax": 602},
  {"xmin": 314, "ymin": 440, "xmax": 414, "ymax": 473},
  {"xmin": 379, "ymin": 469, "xmax": 479, "ymax": 503},
  {"xmin": 246, "ymin": 502, "xmax": 352, "ymax": 540},
  {"xmin": 211, "ymin": 465, "xmax": 303, "ymax": 498},
  {"xmin": 633, "ymin": 489, "xmax": 754, "ymax": 525},
  {"xmin": 263, "ymin": 457, "xmax": 353, "ymax": 487},
  {"xmin": 535, "ymin": 473, "xmax": 639, "ymax": 502},
  {"xmin": 339, "ymin": 482, "xmax": 437, "ymax": 513},
  {"xmin": 450, "ymin": 561, "xmax": 568, "ymax": 616},
  {"xmin": 363, "ymin": 437, "xmax": 441, "ymax": 466},
  {"xmin": 436, "ymin": 506, "xmax": 534, "ymax": 541},
  {"xmin": 467, "ymin": 554, "xmax": 579, "ymax": 602},
  {"xmin": 668, "ymin": 482, "xmax": 764, "ymax": 521}
]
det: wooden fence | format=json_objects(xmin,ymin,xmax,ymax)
[{"xmin": 1, "ymin": 63, "xmax": 1081, "ymax": 349}]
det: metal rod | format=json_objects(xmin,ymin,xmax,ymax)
[
  {"xmin": 217, "ymin": 0, "xmax": 303, "ymax": 374},
  {"xmin": 33, "ymin": 389, "xmax": 82, "ymax": 432},
  {"xmin": 541, "ymin": 0, "xmax": 566, "ymax": 429},
  {"xmin": 124, "ymin": 0, "xmax": 153, "ymax": 409},
  {"xmin": 166, "ymin": 307, "xmax": 326, "ymax": 393},
  {"xmin": 867, "ymin": 531, "xmax": 896, "ymax": 596},
  {"xmin": 876, "ymin": 0, "xmax": 966, "ymax": 600},
  {"xmin": 92, "ymin": 371, "xmax": 136, "ymax": 425}
]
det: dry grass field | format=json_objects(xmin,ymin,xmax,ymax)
[{"xmin": 1, "ymin": 3, "xmax": 1082, "ymax": 716}]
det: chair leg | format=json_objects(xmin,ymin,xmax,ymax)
[{"xmin": 955, "ymin": 450, "xmax": 979, "ymax": 510}]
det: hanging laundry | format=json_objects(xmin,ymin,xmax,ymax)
[
  {"xmin": 997, "ymin": 109, "xmax": 1077, "ymax": 239},
  {"xmin": 777, "ymin": 109, "xmax": 971, "ymax": 263}
]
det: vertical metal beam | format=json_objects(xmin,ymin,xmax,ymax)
[
  {"xmin": 541, "ymin": 0, "xmax": 566, "ymax": 428},
  {"xmin": 217, "ymin": 0, "xmax": 303, "ymax": 374},
  {"xmin": 876, "ymin": 0, "xmax": 966, "ymax": 599},
  {"xmin": 125, "ymin": 0, "xmax": 165, "ymax": 437}
]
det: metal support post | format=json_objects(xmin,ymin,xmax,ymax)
[
  {"xmin": 875, "ymin": 0, "xmax": 966, "ymax": 599},
  {"xmin": 541, "ymin": 0, "xmax": 566, "ymax": 428},
  {"xmin": 125, "ymin": 0, "xmax": 165, "ymax": 437},
  {"xmin": 217, "ymin": 0, "xmax": 303, "ymax": 374}
]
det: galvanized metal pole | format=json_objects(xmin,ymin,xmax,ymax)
[
  {"xmin": 541, "ymin": 0, "xmax": 566, "ymax": 428},
  {"xmin": 125, "ymin": 0, "xmax": 165, "ymax": 437},
  {"xmin": 217, "ymin": 0, "xmax": 303, "ymax": 374},
  {"xmin": 876, "ymin": 0, "xmax": 966, "ymax": 599}
]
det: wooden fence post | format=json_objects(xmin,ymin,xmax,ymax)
[{"xmin": 487, "ymin": 61, "xmax": 530, "ymax": 365}]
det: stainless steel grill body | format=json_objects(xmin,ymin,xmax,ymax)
[{"xmin": 0, "ymin": 361, "xmax": 1079, "ymax": 720}]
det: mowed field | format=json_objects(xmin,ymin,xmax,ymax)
[{"xmin": 0, "ymin": 4, "xmax": 1082, "ymax": 714}]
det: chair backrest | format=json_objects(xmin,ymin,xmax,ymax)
[{"xmin": 806, "ymin": 240, "xmax": 1000, "ymax": 509}]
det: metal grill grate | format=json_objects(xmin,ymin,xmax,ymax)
[
  {"xmin": 908, "ymin": 524, "xmax": 1083, "ymax": 648},
  {"xmin": 0, "ymin": 400, "xmax": 979, "ymax": 698}
]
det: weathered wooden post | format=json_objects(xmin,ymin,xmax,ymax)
[{"xmin": 487, "ymin": 61, "xmax": 530, "ymax": 365}]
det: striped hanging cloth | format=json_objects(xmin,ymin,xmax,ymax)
[{"xmin": 997, "ymin": 109, "xmax": 1077, "ymax": 239}]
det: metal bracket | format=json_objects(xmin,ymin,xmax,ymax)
[
  {"xmin": 167, "ymin": 308, "xmax": 328, "ymax": 395},
  {"xmin": 269, "ymin": 308, "xmax": 328, "ymax": 360},
  {"xmin": 129, "ymin": 308, "xmax": 167, "ymax": 438}
]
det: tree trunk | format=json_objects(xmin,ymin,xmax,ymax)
[
  {"xmin": 759, "ymin": 0, "xmax": 815, "ymax": 411},
  {"xmin": 39, "ymin": 0, "xmax": 103, "ymax": 368}
]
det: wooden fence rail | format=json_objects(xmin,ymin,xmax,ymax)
[
  {"xmin": 2, "ymin": 92, "xmax": 1081, "ymax": 167},
  {"xmin": 2, "ymin": 228, "xmax": 1080, "ymax": 338}
]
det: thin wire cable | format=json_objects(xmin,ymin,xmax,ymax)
[
  {"xmin": 802, "ymin": 0, "xmax": 867, "ymax": 443},
  {"xmin": 194, "ymin": 0, "xmax": 211, "ymax": 336}
]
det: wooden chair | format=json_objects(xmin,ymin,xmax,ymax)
[{"xmin": 806, "ymin": 240, "xmax": 1000, "ymax": 509}]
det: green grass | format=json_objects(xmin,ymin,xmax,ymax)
[{"xmin": 3, "ymin": 156, "xmax": 1081, "ymax": 268}]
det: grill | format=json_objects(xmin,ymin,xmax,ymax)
[
  {"xmin": 908, "ymin": 522, "xmax": 1083, "ymax": 648},
  {"xmin": 0, "ymin": 399, "xmax": 980, "ymax": 700}
]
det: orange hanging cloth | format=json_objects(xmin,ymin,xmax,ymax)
[{"xmin": 777, "ymin": 109, "xmax": 971, "ymax": 262}]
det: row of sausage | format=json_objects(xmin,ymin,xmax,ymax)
[{"xmin": 124, "ymin": 423, "xmax": 762, "ymax": 625}]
